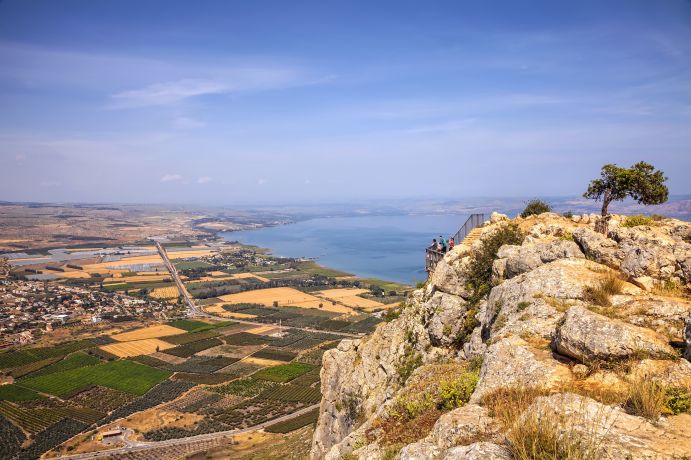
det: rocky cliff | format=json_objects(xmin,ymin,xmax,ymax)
[{"xmin": 311, "ymin": 212, "xmax": 691, "ymax": 459}]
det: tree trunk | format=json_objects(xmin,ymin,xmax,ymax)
[{"xmin": 601, "ymin": 189, "xmax": 612, "ymax": 216}]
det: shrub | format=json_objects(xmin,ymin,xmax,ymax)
[
  {"xmin": 396, "ymin": 345, "xmax": 422, "ymax": 384},
  {"xmin": 517, "ymin": 301, "xmax": 530, "ymax": 311},
  {"xmin": 437, "ymin": 366, "xmax": 480, "ymax": 410},
  {"xmin": 665, "ymin": 386, "xmax": 691, "ymax": 415},
  {"xmin": 622, "ymin": 215, "xmax": 656, "ymax": 227},
  {"xmin": 520, "ymin": 199, "xmax": 552, "ymax": 218},
  {"xmin": 563, "ymin": 210, "xmax": 574, "ymax": 219},
  {"xmin": 463, "ymin": 222, "xmax": 525, "ymax": 306}
]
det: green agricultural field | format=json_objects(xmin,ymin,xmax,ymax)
[
  {"xmin": 20, "ymin": 352, "xmax": 100, "ymax": 379},
  {"xmin": 0, "ymin": 385, "xmax": 42, "ymax": 402},
  {"xmin": 167, "ymin": 319, "xmax": 235, "ymax": 333},
  {"xmin": 253, "ymin": 363, "xmax": 315, "ymax": 383},
  {"xmin": 265, "ymin": 407, "xmax": 319, "ymax": 433},
  {"xmin": 298, "ymin": 261, "xmax": 352, "ymax": 277},
  {"xmin": 19, "ymin": 360, "xmax": 171, "ymax": 396},
  {"xmin": 0, "ymin": 340, "xmax": 95, "ymax": 370}
]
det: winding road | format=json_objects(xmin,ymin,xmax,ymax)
[{"xmin": 57, "ymin": 404, "xmax": 320, "ymax": 459}]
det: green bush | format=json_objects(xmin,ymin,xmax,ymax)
[
  {"xmin": 396, "ymin": 345, "xmax": 422, "ymax": 384},
  {"xmin": 622, "ymin": 215, "xmax": 656, "ymax": 227},
  {"xmin": 463, "ymin": 222, "xmax": 525, "ymax": 306},
  {"xmin": 520, "ymin": 199, "xmax": 552, "ymax": 218},
  {"xmin": 437, "ymin": 367, "xmax": 480, "ymax": 410},
  {"xmin": 562, "ymin": 210, "xmax": 574, "ymax": 219},
  {"xmin": 665, "ymin": 387, "xmax": 691, "ymax": 415}
]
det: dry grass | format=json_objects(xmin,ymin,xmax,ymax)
[
  {"xmin": 583, "ymin": 273, "xmax": 624, "ymax": 307},
  {"xmin": 100, "ymin": 338, "xmax": 175, "ymax": 357},
  {"xmin": 483, "ymin": 388, "xmax": 611, "ymax": 460},
  {"xmin": 112, "ymin": 324, "xmax": 186, "ymax": 342},
  {"xmin": 241, "ymin": 357, "xmax": 284, "ymax": 367},
  {"xmin": 624, "ymin": 374, "xmax": 667, "ymax": 420}
]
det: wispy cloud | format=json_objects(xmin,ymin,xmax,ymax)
[
  {"xmin": 160, "ymin": 174, "xmax": 182, "ymax": 182},
  {"xmin": 111, "ymin": 79, "xmax": 227, "ymax": 108},
  {"xmin": 197, "ymin": 176, "xmax": 212, "ymax": 184}
]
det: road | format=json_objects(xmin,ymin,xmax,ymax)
[
  {"xmin": 58, "ymin": 404, "xmax": 320, "ymax": 459},
  {"xmin": 154, "ymin": 241, "xmax": 362, "ymax": 338}
]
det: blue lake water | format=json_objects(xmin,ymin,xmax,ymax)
[{"xmin": 222, "ymin": 214, "xmax": 468, "ymax": 285}]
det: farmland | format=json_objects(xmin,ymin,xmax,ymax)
[
  {"xmin": 19, "ymin": 360, "xmax": 171, "ymax": 396},
  {"xmin": 0, "ymin": 231, "xmax": 408, "ymax": 458}
]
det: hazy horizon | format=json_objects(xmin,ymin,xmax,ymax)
[{"xmin": 1, "ymin": 0, "xmax": 690, "ymax": 204}]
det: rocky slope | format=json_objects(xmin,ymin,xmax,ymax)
[{"xmin": 311, "ymin": 213, "xmax": 691, "ymax": 459}]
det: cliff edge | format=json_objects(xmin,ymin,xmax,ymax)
[{"xmin": 311, "ymin": 212, "xmax": 691, "ymax": 459}]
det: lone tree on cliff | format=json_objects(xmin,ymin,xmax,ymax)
[{"xmin": 583, "ymin": 162, "xmax": 669, "ymax": 216}]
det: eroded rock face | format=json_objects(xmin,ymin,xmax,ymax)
[
  {"xmin": 312, "ymin": 214, "xmax": 691, "ymax": 459},
  {"xmin": 554, "ymin": 305, "xmax": 676, "ymax": 362},
  {"xmin": 470, "ymin": 336, "xmax": 571, "ymax": 403},
  {"xmin": 521, "ymin": 393, "xmax": 691, "ymax": 459}
]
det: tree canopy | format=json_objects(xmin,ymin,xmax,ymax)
[{"xmin": 583, "ymin": 162, "xmax": 668, "ymax": 216}]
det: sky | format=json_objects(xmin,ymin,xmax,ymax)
[{"xmin": 0, "ymin": 0, "xmax": 689, "ymax": 205}]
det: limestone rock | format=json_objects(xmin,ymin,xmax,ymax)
[
  {"xmin": 399, "ymin": 441, "xmax": 441, "ymax": 460},
  {"xmin": 428, "ymin": 404, "xmax": 499, "ymax": 449},
  {"xmin": 572, "ymin": 227, "xmax": 622, "ymax": 268},
  {"xmin": 554, "ymin": 305, "xmax": 675, "ymax": 362},
  {"xmin": 490, "ymin": 212, "xmax": 508, "ymax": 224},
  {"xmin": 424, "ymin": 292, "xmax": 468, "ymax": 347},
  {"xmin": 685, "ymin": 315, "xmax": 691, "ymax": 361},
  {"xmin": 441, "ymin": 442, "xmax": 511, "ymax": 460},
  {"xmin": 521, "ymin": 393, "xmax": 691, "ymax": 459},
  {"xmin": 493, "ymin": 239, "xmax": 584, "ymax": 281},
  {"xmin": 470, "ymin": 336, "xmax": 571, "ymax": 403},
  {"xmin": 429, "ymin": 254, "xmax": 472, "ymax": 298}
]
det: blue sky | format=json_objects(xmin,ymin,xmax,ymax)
[{"xmin": 0, "ymin": 0, "xmax": 689, "ymax": 204}]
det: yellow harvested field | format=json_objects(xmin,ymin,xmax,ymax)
[
  {"xmin": 209, "ymin": 271, "xmax": 229, "ymax": 277},
  {"xmin": 230, "ymin": 272, "xmax": 270, "ymax": 282},
  {"xmin": 316, "ymin": 288, "xmax": 384, "ymax": 309},
  {"xmin": 100, "ymin": 338, "xmax": 174, "ymax": 357},
  {"xmin": 42, "ymin": 270, "xmax": 91, "ymax": 279},
  {"xmin": 241, "ymin": 357, "xmax": 285, "ymax": 367},
  {"xmin": 218, "ymin": 287, "xmax": 353, "ymax": 313},
  {"xmin": 151, "ymin": 286, "xmax": 180, "ymax": 299},
  {"xmin": 316, "ymin": 288, "xmax": 370, "ymax": 298},
  {"xmin": 112, "ymin": 324, "xmax": 186, "ymax": 342},
  {"xmin": 245, "ymin": 325, "xmax": 277, "ymax": 335},
  {"xmin": 166, "ymin": 249, "xmax": 214, "ymax": 259}
]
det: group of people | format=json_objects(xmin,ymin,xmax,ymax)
[{"xmin": 429, "ymin": 235, "xmax": 454, "ymax": 253}]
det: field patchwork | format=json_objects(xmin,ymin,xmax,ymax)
[{"xmin": 150, "ymin": 286, "xmax": 180, "ymax": 299}]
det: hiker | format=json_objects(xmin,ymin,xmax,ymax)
[
  {"xmin": 429, "ymin": 238, "xmax": 440, "ymax": 251},
  {"xmin": 448, "ymin": 237, "xmax": 455, "ymax": 251},
  {"xmin": 439, "ymin": 235, "xmax": 447, "ymax": 253}
]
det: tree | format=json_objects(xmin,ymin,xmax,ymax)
[
  {"xmin": 520, "ymin": 199, "xmax": 552, "ymax": 218},
  {"xmin": 584, "ymin": 162, "xmax": 668, "ymax": 216}
]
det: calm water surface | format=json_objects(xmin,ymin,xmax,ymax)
[{"xmin": 222, "ymin": 214, "xmax": 468, "ymax": 285}]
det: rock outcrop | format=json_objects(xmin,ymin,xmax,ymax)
[{"xmin": 312, "ymin": 213, "xmax": 691, "ymax": 460}]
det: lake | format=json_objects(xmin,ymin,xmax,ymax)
[{"xmin": 221, "ymin": 214, "xmax": 469, "ymax": 285}]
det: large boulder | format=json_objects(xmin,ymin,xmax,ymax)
[
  {"xmin": 520, "ymin": 393, "xmax": 691, "ymax": 459},
  {"xmin": 428, "ymin": 404, "xmax": 499, "ymax": 449},
  {"xmin": 492, "ymin": 239, "xmax": 584, "ymax": 281},
  {"xmin": 424, "ymin": 292, "xmax": 469, "ymax": 347},
  {"xmin": 470, "ymin": 336, "xmax": 571, "ymax": 403},
  {"xmin": 554, "ymin": 306, "xmax": 676, "ymax": 362},
  {"xmin": 429, "ymin": 252, "xmax": 473, "ymax": 298},
  {"xmin": 572, "ymin": 227, "xmax": 622, "ymax": 268}
]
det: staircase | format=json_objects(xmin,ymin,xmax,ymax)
[{"xmin": 425, "ymin": 213, "xmax": 485, "ymax": 274}]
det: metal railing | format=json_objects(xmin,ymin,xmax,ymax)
[{"xmin": 425, "ymin": 213, "xmax": 485, "ymax": 274}]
